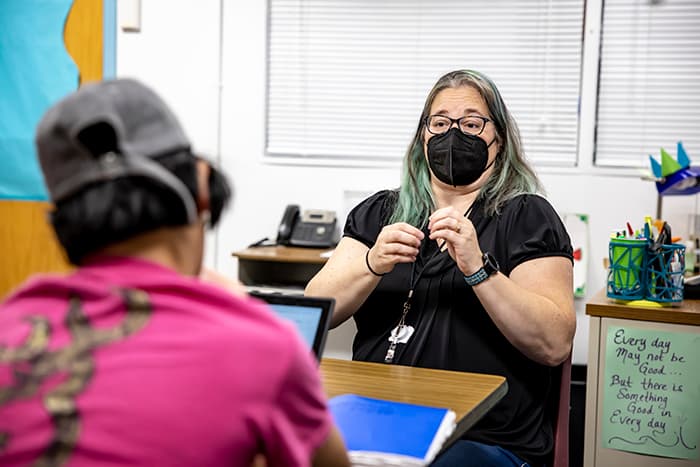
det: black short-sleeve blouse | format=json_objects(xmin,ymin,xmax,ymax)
[{"xmin": 343, "ymin": 189, "xmax": 573, "ymax": 466}]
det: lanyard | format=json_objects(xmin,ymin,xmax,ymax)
[{"xmin": 384, "ymin": 205, "xmax": 474, "ymax": 363}]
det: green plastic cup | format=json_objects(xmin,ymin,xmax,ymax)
[{"xmin": 607, "ymin": 238, "xmax": 647, "ymax": 300}]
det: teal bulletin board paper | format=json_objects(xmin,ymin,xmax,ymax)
[
  {"xmin": 0, "ymin": 0, "xmax": 78, "ymax": 200},
  {"xmin": 602, "ymin": 326, "xmax": 700, "ymax": 459}
]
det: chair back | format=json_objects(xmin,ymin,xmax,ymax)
[{"xmin": 549, "ymin": 353, "xmax": 572, "ymax": 467}]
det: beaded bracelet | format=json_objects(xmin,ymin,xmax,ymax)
[{"xmin": 365, "ymin": 249, "xmax": 387, "ymax": 277}]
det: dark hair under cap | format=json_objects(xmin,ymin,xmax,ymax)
[{"xmin": 35, "ymin": 78, "xmax": 231, "ymax": 264}]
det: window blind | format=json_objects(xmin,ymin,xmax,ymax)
[
  {"xmin": 596, "ymin": 0, "xmax": 700, "ymax": 168},
  {"xmin": 267, "ymin": 0, "xmax": 584, "ymax": 166}
]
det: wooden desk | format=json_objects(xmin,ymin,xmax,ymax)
[
  {"xmin": 584, "ymin": 290, "xmax": 700, "ymax": 467},
  {"xmin": 232, "ymin": 246, "xmax": 330, "ymax": 287},
  {"xmin": 320, "ymin": 358, "xmax": 508, "ymax": 452}
]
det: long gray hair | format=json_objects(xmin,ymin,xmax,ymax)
[{"xmin": 389, "ymin": 69, "xmax": 541, "ymax": 226}]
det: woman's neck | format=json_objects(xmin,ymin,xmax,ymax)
[{"xmin": 431, "ymin": 181, "xmax": 481, "ymax": 214}]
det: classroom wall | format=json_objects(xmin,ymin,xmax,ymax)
[{"xmin": 115, "ymin": 0, "xmax": 696, "ymax": 364}]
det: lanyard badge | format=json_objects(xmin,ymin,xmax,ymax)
[
  {"xmin": 385, "ymin": 291, "xmax": 415, "ymax": 363},
  {"xmin": 382, "ymin": 205, "xmax": 475, "ymax": 364}
]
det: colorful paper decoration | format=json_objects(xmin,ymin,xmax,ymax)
[{"xmin": 649, "ymin": 142, "xmax": 700, "ymax": 196}]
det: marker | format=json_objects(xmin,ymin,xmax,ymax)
[
  {"xmin": 653, "ymin": 219, "xmax": 665, "ymax": 235},
  {"xmin": 644, "ymin": 216, "xmax": 653, "ymax": 241},
  {"xmin": 610, "ymin": 228, "xmax": 629, "ymax": 239}
]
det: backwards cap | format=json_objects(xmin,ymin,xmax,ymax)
[{"xmin": 35, "ymin": 78, "xmax": 197, "ymax": 222}]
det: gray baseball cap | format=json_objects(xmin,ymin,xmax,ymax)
[{"xmin": 35, "ymin": 78, "xmax": 197, "ymax": 222}]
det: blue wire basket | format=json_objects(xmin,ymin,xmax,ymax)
[
  {"xmin": 645, "ymin": 243, "xmax": 685, "ymax": 303},
  {"xmin": 607, "ymin": 239, "xmax": 685, "ymax": 303}
]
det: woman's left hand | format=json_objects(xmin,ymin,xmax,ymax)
[
  {"xmin": 428, "ymin": 206, "xmax": 483, "ymax": 276},
  {"xmin": 430, "ymin": 207, "xmax": 575, "ymax": 367}
]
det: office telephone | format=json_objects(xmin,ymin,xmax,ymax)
[{"xmin": 277, "ymin": 204, "xmax": 338, "ymax": 248}]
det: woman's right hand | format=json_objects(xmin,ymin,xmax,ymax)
[
  {"xmin": 367, "ymin": 222, "xmax": 424, "ymax": 275},
  {"xmin": 306, "ymin": 224, "xmax": 424, "ymax": 327},
  {"xmin": 199, "ymin": 268, "xmax": 248, "ymax": 298}
]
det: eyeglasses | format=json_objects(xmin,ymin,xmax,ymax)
[{"xmin": 424, "ymin": 115, "xmax": 492, "ymax": 136}]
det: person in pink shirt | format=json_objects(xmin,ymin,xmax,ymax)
[{"xmin": 0, "ymin": 78, "xmax": 349, "ymax": 467}]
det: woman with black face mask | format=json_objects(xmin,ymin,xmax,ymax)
[{"xmin": 306, "ymin": 70, "xmax": 575, "ymax": 467}]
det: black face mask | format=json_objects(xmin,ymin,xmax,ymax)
[{"xmin": 426, "ymin": 127, "xmax": 495, "ymax": 186}]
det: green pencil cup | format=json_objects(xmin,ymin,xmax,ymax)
[
  {"xmin": 607, "ymin": 238, "xmax": 647, "ymax": 300},
  {"xmin": 645, "ymin": 243, "xmax": 685, "ymax": 303}
]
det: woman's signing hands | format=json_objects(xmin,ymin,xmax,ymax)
[
  {"xmin": 367, "ymin": 223, "xmax": 424, "ymax": 275},
  {"xmin": 428, "ymin": 206, "xmax": 482, "ymax": 276}
]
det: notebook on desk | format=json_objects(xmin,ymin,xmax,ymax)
[
  {"xmin": 249, "ymin": 291, "xmax": 334, "ymax": 360},
  {"xmin": 329, "ymin": 394, "xmax": 456, "ymax": 466}
]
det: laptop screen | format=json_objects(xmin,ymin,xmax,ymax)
[{"xmin": 250, "ymin": 292, "xmax": 334, "ymax": 359}]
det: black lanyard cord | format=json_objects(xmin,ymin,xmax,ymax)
[
  {"xmin": 384, "ymin": 204, "xmax": 474, "ymax": 363},
  {"xmin": 407, "ymin": 203, "xmax": 475, "ymax": 298}
]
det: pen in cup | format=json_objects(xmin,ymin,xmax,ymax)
[{"xmin": 644, "ymin": 216, "xmax": 654, "ymax": 241}]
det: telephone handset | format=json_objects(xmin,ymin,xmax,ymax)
[
  {"xmin": 277, "ymin": 204, "xmax": 338, "ymax": 248},
  {"xmin": 277, "ymin": 204, "xmax": 301, "ymax": 245}
]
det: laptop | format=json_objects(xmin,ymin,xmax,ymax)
[{"xmin": 250, "ymin": 291, "xmax": 334, "ymax": 360}]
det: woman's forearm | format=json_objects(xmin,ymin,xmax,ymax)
[
  {"xmin": 473, "ymin": 256, "xmax": 575, "ymax": 366},
  {"xmin": 305, "ymin": 238, "xmax": 380, "ymax": 328}
]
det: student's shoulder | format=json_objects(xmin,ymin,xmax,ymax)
[
  {"xmin": 165, "ymin": 282, "xmax": 308, "ymax": 369},
  {"xmin": 185, "ymin": 282, "xmax": 302, "ymax": 344},
  {"xmin": 211, "ymin": 294, "xmax": 315, "ymax": 383},
  {"xmin": 0, "ymin": 270, "xmax": 99, "ymax": 313}
]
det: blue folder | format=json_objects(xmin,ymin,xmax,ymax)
[{"xmin": 329, "ymin": 394, "xmax": 456, "ymax": 465}]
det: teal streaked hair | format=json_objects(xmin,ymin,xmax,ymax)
[{"xmin": 389, "ymin": 69, "xmax": 542, "ymax": 227}]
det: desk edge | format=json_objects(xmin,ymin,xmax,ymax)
[{"xmin": 436, "ymin": 378, "xmax": 509, "ymax": 458}]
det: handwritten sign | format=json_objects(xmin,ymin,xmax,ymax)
[{"xmin": 602, "ymin": 326, "xmax": 700, "ymax": 459}]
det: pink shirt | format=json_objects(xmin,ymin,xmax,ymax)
[{"xmin": 0, "ymin": 257, "xmax": 331, "ymax": 466}]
